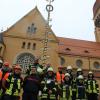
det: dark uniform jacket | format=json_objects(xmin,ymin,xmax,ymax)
[{"xmin": 23, "ymin": 74, "xmax": 40, "ymax": 94}]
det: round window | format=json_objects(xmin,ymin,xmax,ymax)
[
  {"xmin": 76, "ymin": 59, "xmax": 83, "ymax": 67},
  {"xmin": 94, "ymin": 62, "xmax": 100, "ymax": 69}
]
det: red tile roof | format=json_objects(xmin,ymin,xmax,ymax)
[
  {"xmin": 58, "ymin": 37, "xmax": 100, "ymax": 58},
  {"xmin": 93, "ymin": 0, "xmax": 100, "ymax": 17}
]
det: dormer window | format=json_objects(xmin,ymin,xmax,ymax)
[
  {"xmin": 84, "ymin": 50, "xmax": 89, "ymax": 53},
  {"xmin": 65, "ymin": 48, "xmax": 71, "ymax": 51}
]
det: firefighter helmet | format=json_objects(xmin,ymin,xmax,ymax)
[
  {"xmin": 65, "ymin": 73, "xmax": 70, "ymax": 77},
  {"xmin": 0, "ymin": 60, "xmax": 3, "ymax": 64},
  {"xmin": 67, "ymin": 66, "xmax": 72, "ymax": 70},
  {"xmin": 47, "ymin": 67, "xmax": 53, "ymax": 72},
  {"xmin": 77, "ymin": 68, "xmax": 82, "ymax": 72},
  {"xmin": 88, "ymin": 71, "xmax": 93, "ymax": 74},
  {"xmin": 77, "ymin": 75, "xmax": 84, "ymax": 80}
]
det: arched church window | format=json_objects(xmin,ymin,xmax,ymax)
[
  {"xmin": 27, "ymin": 26, "xmax": 31, "ymax": 33},
  {"xmin": 33, "ymin": 43, "xmax": 36, "ymax": 50},
  {"xmin": 27, "ymin": 42, "xmax": 31, "ymax": 49},
  {"xmin": 22, "ymin": 42, "xmax": 26, "ymax": 49},
  {"xmin": 16, "ymin": 53, "xmax": 35, "ymax": 74}
]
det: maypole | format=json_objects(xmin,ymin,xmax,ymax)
[{"xmin": 42, "ymin": 0, "xmax": 54, "ymax": 66}]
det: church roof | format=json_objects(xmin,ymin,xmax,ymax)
[
  {"xmin": 58, "ymin": 37, "xmax": 100, "ymax": 58},
  {"xmin": 93, "ymin": 0, "xmax": 100, "ymax": 17}
]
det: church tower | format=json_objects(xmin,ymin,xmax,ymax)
[{"xmin": 93, "ymin": 0, "xmax": 100, "ymax": 42}]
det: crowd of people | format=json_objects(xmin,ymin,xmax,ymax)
[{"xmin": 0, "ymin": 58, "xmax": 99, "ymax": 100}]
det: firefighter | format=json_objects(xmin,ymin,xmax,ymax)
[
  {"xmin": 41, "ymin": 67, "xmax": 58, "ymax": 100},
  {"xmin": 2, "ymin": 62, "xmax": 11, "ymax": 75},
  {"xmin": 66, "ymin": 66, "xmax": 76, "ymax": 100},
  {"xmin": 22, "ymin": 65, "xmax": 40, "ymax": 100},
  {"xmin": 86, "ymin": 71, "xmax": 99, "ymax": 100},
  {"xmin": 61, "ymin": 73, "xmax": 72, "ymax": 100},
  {"xmin": 3, "ymin": 65, "xmax": 23, "ymax": 100},
  {"xmin": 76, "ymin": 68, "xmax": 83, "ymax": 77},
  {"xmin": 66, "ymin": 66, "xmax": 73, "ymax": 81},
  {"xmin": 71, "ymin": 77, "xmax": 77, "ymax": 100},
  {"xmin": 76, "ymin": 75, "xmax": 86, "ymax": 100},
  {"xmin": 0, "ymin": 62, "xmax": 10, "ymax": 100},
  {"xmin": 56, "ymin": 66, "xmax": 64, "ymax": 84}
]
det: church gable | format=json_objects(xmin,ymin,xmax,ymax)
[{"xmin": 3, "ymin": 7, "xmax": 58, "ymax": 42}]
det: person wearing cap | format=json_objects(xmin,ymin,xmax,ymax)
[
  {"xmin": 85, "ymin": 71, "xmax": 99, "ymax": 100},
  {"xmin": 3, "ymin": 65, "xmax": 23, "ymax": 100},
  {"xmin": 40, "ymin": 67, "xmax": 58, "ymax": 100},
  {"xmin": 76, "ymin": 75, "xmax": 87, "ymax": 100},
  {"xmin": 61, "ymin": 73, "xmax": 72, "ymax": 100},
  {"xmin": 22, "ymin": 65, "xmax": 40, "ymax": 100}
]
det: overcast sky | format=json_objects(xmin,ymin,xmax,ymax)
[{"xmin": 0, "ymin": 0, "xmax": 96, "ymax": 41}]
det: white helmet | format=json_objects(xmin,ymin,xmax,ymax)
[
  {"xmin": 0, "ymin": 60, "xmax": 3, "ymax": 64},
  {"xmin": 88, "ymin": 71, "xmax": 93, "ymax": 74},
  {"xmin": 67, "ymin": 66, "xmax": 72, "ymax": 70},
  {"xmin": 77, "ymin": 75, "xmax": 84, "ymax": 80},
  {"xmin": 65, "ymin": 73, "xmax": 70, "ymax": 77},
  {"xmin": 47, "ymin": 67, "xmax": 53, "ymax": 72},
  {"xmin": 37, "ymin": 67, "xmax": 43, "ymax": 73},
  {"xmin": 77, "ymin": 68, "xmax": 82, "ymax": 72}
]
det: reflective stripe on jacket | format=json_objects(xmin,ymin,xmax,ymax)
[{"xmin": 5, "ymin": 75, "xmax": 21, "ymax": 96}]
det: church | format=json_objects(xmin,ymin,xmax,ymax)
[{"xmin": 0, "ymin": 0, "xmax": 100, "ymax": 82}]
